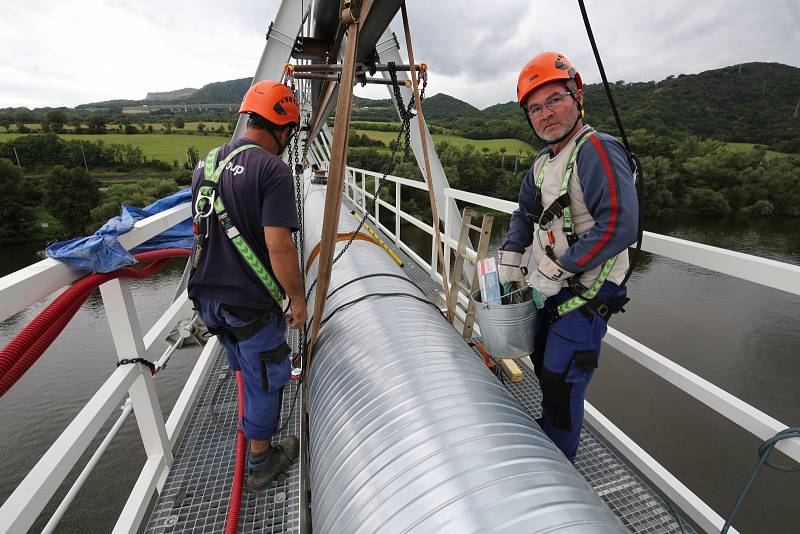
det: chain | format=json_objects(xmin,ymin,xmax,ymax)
[{"xmin": 304, "ymin": 77, "xmax": 425, "ymax": 302}]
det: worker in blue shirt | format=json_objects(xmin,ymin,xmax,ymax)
[
  {"xmin": 498, "ymin": 52, "xmax": 639, "ymax": 462},
  {"xmin": 189, "ymin": 80, "xmax": 306, "ymax": 490}
]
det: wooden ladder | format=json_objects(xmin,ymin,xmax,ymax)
[
  {"xmin": 448, "ymin": 208, "xmax": 493, "ymax": 338},
  {"xmin": 448, "ymin": 208, "xmax": 524, "ymax": 382}
]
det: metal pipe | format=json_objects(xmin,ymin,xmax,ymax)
[
  {"xmin": 42, "ymin": 400, "xmax": 133, "ymax": 534},
  {"xmin": 289, "ymin": 62, "xmax": 424, "ymax": 73},
  {"xmin": 293, "ymin": 72, "xmax": 411, "ymax": 86},
  {"xmin": 303, "ymin": 184, "xmax": 626, "ymax": 534}
]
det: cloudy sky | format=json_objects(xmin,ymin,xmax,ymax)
[{"xmin": 2, "ymin": 0, "xmax": 798, "ymax": 110}]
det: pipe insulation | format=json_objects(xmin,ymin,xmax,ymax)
[{"xmin": 303, "ymin": 183, "xmax": 625, "ymax": 533}]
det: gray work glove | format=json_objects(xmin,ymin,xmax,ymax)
[
  {"xmin": 498, "ymin": 250, "xmax": 525, "ymax": 285},
  {"xmin": 530, "ymin": 255, "xmax": 573, "ymax": 298}
]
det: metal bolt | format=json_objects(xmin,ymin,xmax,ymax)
[
  {"xmin": 165, "ymin": 515, "xmax": 179, "ymax": 527},
  {"xmin": 274, "ymin": 491, "xmax": 286, "ymax": 503}
]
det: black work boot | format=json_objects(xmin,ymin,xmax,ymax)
[{"xmin": 246, "ymin": 435, "xmax": 300, "ymax": 492}]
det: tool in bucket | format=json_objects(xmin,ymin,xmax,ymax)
[{"xmin": 472, "ymin": 257, "xmax": 543, "ymax": 360}]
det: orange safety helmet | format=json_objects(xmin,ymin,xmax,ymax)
[
  {"xmin": 516, "ymin": 52, "xmax": 582, "ymax": 107},
  {"xmin": 239, "ymin": 80, "xmax": 299, "ymax": 127}
]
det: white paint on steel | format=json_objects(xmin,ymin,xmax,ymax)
[
  {"xmin": 641, "ymin": 231, "xmax": 800, "ymax": 296},
  {"xmin": 100, "ymin": 278, "xmax": 173, "ymax": 504},
  {"xmin": 233, "ymin": 0, "xmax": 312, "ymax": 139},
  {"xmin": 112, "ymin": 454, "xmax": 168, "ymax": 534},
  {"xmin": 41, "ymin": 400, "xmax": 134, "ymax": 534},
  {"xmin": 0, "ymin": 202, "xmax": 190, "ymax": 323},
  {"xmin": 0, "ymin": 366, "xmax": 139, "ymax": 533},
  {"xmin": 604, "ymin": 327, "xmax": 800, "ymax": 463}
]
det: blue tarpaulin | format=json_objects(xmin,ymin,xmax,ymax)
[{"xmin": 46, "ymin": 188, "xmax": 193, "ymax": 273}]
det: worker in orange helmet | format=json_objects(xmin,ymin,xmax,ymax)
[
  {"xmin": 498, "ymin": 52, "xmax": 639, "ymax": 462},
  {"xmin": 189, "ymin": 80, "xmax": 306, "ymax": 490}
]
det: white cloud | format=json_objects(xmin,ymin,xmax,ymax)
[{"xmin": 1, "ymin": 0, "xmax": 798, "ymax": 109}]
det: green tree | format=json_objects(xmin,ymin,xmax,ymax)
[
  {"xmin": 44, "ymin": 166, "xmax": 101, "ymax": 236},
  {"xmin": 0, "ymin": 159, "xmax": 39, "ymax": 244},
  {"xmin": 87, "ymin": 115, "xmax": 107, "ymax": 134},
  {"xmin": 174, "ymin": 117, "xmax": 185, "ymax": 129},
  {"xmin": 45, "ymin": 110, "xmax": 68, "ymax": 133},
  {"xmin": 0, "ymin": 117, "xmax": 11, "ymax": 132},
  {"xmin": 197, "ymin": 122, "xmax": 206, "ymax": 135},
  {"xmin": 68, "ymin": 117, "xmax": 83, "ymax": 133}
]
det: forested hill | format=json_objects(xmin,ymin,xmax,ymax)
[
  {"xmin": 77, "ymin": 62, "xmax": 799, "ymax": 152},
  {"xmin": 350, "ymin": 62, "xmax": 799, "ymax": 152},
  {"xmin": 484, "ymin": 62, "xmax": 799, "ymax": 152}
]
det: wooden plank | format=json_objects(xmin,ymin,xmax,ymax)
[
  {"xmin": 499, "ymin": 358, "xmax": 523, "ymax": 383},
  {"xmin": 447, "ymin": 208, "xmax": 474, "ymax": 321},
  {"xmin": 308, "ymin": 12, "xmax": 361, "ymax": 359}
]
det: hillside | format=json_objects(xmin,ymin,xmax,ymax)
[{"xmin": 65, "ymin": 61, "xmax": 800, "ymax": 152}]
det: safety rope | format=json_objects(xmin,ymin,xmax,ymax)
[
  {"xmin": 722, "ymin": 428, "xmax": 800, "ymax": 533},
  {"xmin": 576, "ymin": 0, "xmax": 644, "ymax": 295}
]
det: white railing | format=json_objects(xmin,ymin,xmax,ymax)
[
  {"xmin": 0, "ymin": 202, "xmax": 218, "ymax": 534},
  {"xmin": 344, "ymin": 165, "xmax": 800, "ymax": 534}
]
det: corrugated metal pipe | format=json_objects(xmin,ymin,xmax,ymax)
[{"xmin": 303, "ymin": 182, "xmax": 625, "ymax": 533}]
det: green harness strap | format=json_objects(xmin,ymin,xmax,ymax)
[
  {"xmin": 534, "ymin": 132, "xmax": 617, "ymax": 317},
  {"xmin": 196, "ymin": 144, "xmax": 284, "ymax": 305}
]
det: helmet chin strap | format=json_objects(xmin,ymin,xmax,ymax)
[{"xmin": 266, "ymin": 127, "xmax": 290, "ymax": 156}]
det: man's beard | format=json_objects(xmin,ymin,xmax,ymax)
[{"xmin": 534, "ymin": 108, "xmax": 580, "ymax": 144}]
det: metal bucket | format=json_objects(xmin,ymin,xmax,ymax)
[{"xmin": 471, "ymin": 288, "xmax": 537, "ymax": 359}]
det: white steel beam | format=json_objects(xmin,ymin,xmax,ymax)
[
  {"xmin": 0, "ymin": 202, "xmax": 190, "ymax": 323},
  {"xmin": 233, "ymin": 0, "xmax": 313, "ymax": 139},
  {"xmin": 641, "ymin": 231, "xmax": 800, "ymax": 296},
  {"xmin": 112, "ymin": 454, "xmax": 168, "ymax": 534},
  {"xmin": 0, "ymin": 366, "xmax": 138, "ymax": 533},
  {"xmin": 604, "ymin": 328, "xmax": 800, "ymax": 463},
  {"xmin": 100, "ymin": 279, "xmax": 173, "ymax": 485}
]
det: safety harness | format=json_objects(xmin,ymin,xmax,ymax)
[
  {"xmin": 532, "ymin": 129, "xmax": 628, "ymax": 322},
  {"xmin": 193, "ymin": 144, "xmax": 285, "ymax": 308}
]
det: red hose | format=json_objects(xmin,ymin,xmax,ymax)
[
  {"xmin": 0, "ymin": 249, "xmax": 189, "ymax": 397},
  {"xmin": 225, "ymin": 370, "xmax": 246, "ymax": 534}
]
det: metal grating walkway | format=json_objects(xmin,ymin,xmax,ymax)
[
  {"xmin": 144, "ymin": 329, "xmax": 303, "ymax": 534},
  {"xmin": 144, "ymin": 202, "xmax": 694, "ymax": 533},
  {"xmin": 496, "ymin": 356, "xmax": 694, "ymax": 533}
]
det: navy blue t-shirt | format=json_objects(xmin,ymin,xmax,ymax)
[{"xmin": 188, "ymin": 138, "xmax": 299, "ymax": 313}]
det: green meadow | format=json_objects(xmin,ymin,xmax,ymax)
[
  {"xmin": 352, "ymin": 129, "xmax": 535, "ymax": 155},
  {"xmin": 0, "ymin": 133, "xmax": 230, "ymax": 162}
]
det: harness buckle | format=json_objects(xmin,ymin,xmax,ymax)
[{"xmin": 194, "ymin": 190, "xmax": 216, "ymax": 220}]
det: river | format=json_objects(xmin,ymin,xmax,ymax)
[{"xmin": 1, "ymin": 215, "xmax": 799, "ymax": 532}]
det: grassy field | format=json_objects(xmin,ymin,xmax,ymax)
[
  {"xmin": 723, "ymin": 142, "xmax": 797, "ymax": 160},
  {"xmin": 0, "ymin": 133, "xmax": 229, "ymax": 162},
  {"xmin": 352, "ymin": 129, "xmax": 535, "ymax": 155},
  {"xmin": 6, "ymin": 121, "xmax": 230, "ymax": 132}
]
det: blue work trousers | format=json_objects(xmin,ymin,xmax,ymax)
[
  {"xmin": 195, "ymin": 296, "xmax": 291, "ymax": 441},
  {"xmin": 531, "ymin": 282, "xmax": 625, "ymax": 461}
]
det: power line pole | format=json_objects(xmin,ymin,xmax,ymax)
[{"xmin": 79, "ymin": 141, "xmax": 89, "ymax": 173}]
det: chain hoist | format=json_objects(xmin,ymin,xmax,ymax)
[{"xmin": 303, "ymin": 72, "xmax": 425, "ymax": 302}]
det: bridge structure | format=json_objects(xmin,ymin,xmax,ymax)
[{"xmin": 1, "ymin": 1, "xmax": 799, "ymax": 533}]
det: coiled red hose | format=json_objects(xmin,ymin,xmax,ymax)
[
  {"xmin": 225, "ymin": 370, "xmax": 246, "ymax": 534},
  {"xmin": 0, "ymin": 249, "xmax": 189, "ymax": 397}
]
